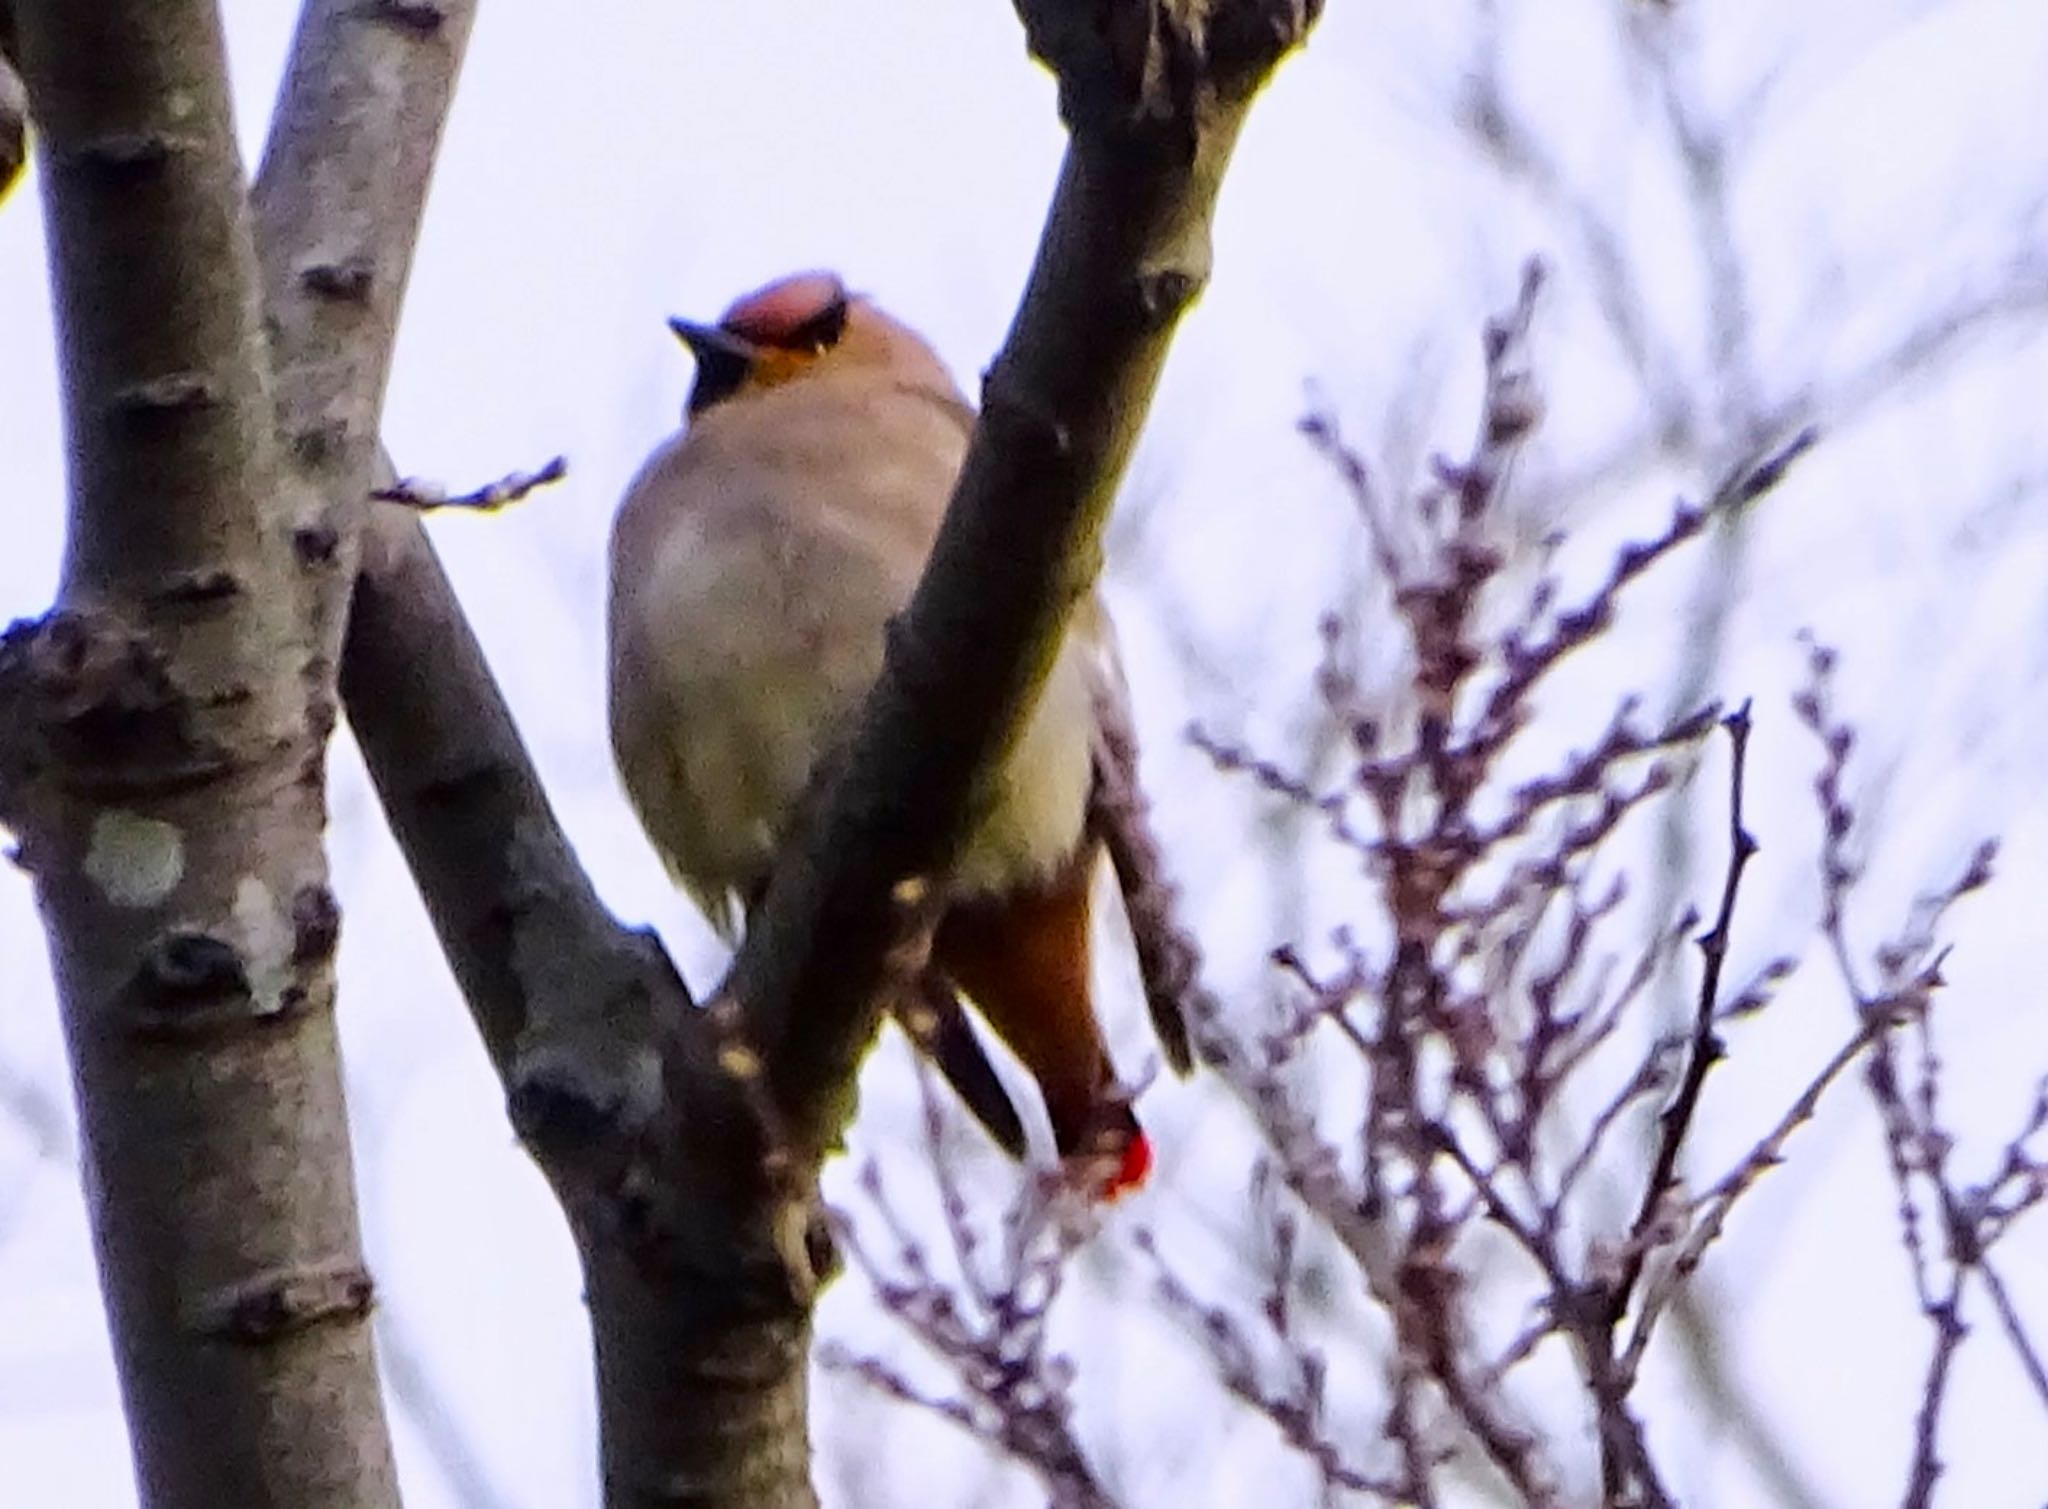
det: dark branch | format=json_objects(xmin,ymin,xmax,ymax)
[
  {"xmin": 1607, "ymin": 701, "xmax": 1756, "ymax": 1331},
  {"xmin": 733, "ymin": 0, "xmax": 1319, "ymax": 1164}
]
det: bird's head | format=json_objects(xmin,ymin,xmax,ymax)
[{"xmin": 668, "ymin": 271, "xmax": 950, "ymax": 417}]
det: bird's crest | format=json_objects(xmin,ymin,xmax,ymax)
[{"xmin": 720, "ymin": 271, "xmax": 851, "ymax": 353}]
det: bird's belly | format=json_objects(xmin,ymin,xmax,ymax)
[{"xmin": 641, "ymin": 509, "xmax": 1093, "ymax": 906}]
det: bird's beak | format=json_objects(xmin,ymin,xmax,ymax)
[{"xmin": 669, "ymin": 317, "xmax": 759, "ymax": 414}]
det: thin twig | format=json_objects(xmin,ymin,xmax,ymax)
[
  {"xmin": 1608, "ymin": 703, "xmax": 1756, "ymax": 1332},
  {"xmin": 371, "ymin": 455, "xmax": 568, "ymax": 512}
]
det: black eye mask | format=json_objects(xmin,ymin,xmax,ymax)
[{"xmin": 668, "ymin": 318, "xmax": 760, "ymax": 415}]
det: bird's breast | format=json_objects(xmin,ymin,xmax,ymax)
[{"xmin": 608, "ymin": 379, "xmax": 1095, "ymax": 921}]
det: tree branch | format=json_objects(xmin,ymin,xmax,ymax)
[
  {"xmin": 333, "ymin": 4, "xmax": 1318, "ymax": 1503},
  {"xmin": 347, "ymin": 471, "xmax": 826, "ymax": 1509},
  {"xmin": 334, "ymin": 4, "xmax": 1318, "ymax": 1504},
  {"xmin": 0, "ymin": 1, "xmax": 398, "ymax": 1503},
  {"xmin": 733, "ymin": 0, "xmax": 1322, "ymax": 1164},
  {"xmin": 251, "ymin": 0, "xmax": 478, "ymax": 672},
  {"xmin": 241, "ymin": 5, "xmax": 822, "ymax": 1500}
]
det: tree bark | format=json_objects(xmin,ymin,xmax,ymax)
[
  {"xmin": 0, "ymin": 3, "xmax": 405, "ymax": 1504},
  {"xmin": 252, "ymin": 0, "xmax": 478, "ymax": 666}
]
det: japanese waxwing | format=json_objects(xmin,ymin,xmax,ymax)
[{"xmin": 607, "ymin": 271, "xmax": 1185, "ymax": 1197}]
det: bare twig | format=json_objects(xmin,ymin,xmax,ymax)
[
  {"xmin": 1606, "ymin": 703, "xmax": 1756, "ymax": 1333},
  {"xmin": 372, "ymin": 456, "xmax": 568, "ymax": 513},
  {"xmin": 1788, "ymin": 635, "xmax": 2043, "ymax": 1504},
  {"xmin": 1136, "ymin": 1200, "xmax": 1417, "ymax": 1503},
  {"xmin": 1171, "ymin": 264, "xmax": 1829, "ymax": 1509},
  {"xmin": 825, "ymin": 1159, "xmax": 1110, "ymax": 1508}
]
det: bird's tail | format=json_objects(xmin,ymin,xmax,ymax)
[
  {"xmin": 932, "ymin": 843, "xmax": 1151, "ymax": 1200},
  {"xmin": 1049, "ymin": 1092, "xmax": 1152, "ymax": 1201}
]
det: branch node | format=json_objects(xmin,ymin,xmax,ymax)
[
  {"xmin": 287, "ymin": 419, "xmax": 348, "ymax": 468},
  {"xmin": 193, "ymin": 1261, "xmax": 377, "ymax": 1344},
  {"xmin": 0, "ymin": 610, "xmax": 234, "ymax": 800},
  {"xmin": 121, "ymin": 928, "xmax": 321, "ymax": 1040},
  {"xmin": 292, "ymin": 523, "xmax": 342, "ymax": 569},
  {"xmin": 298, "ymin": 256, "xmax": 375, "ymax": 304},
  {"xmin": 1135, "ymin": 265, "xmax": 1203, "ymax": 327},
  {"xmin": 143, "ymin": 570, "xmax": 243, "ymax": 615},
  {"xmin": 978, "ymin": 376, "xmax": 1074, "ymax": 463},
  {"xmin": 67, "ymin": 129, "xmax": 182, "ymax": 173},
  {"xmin": 289, "ymin": 883, "xmax": 341, "ymax": 965},
  {"xmin": 1207, "ymin": 0, "xmax": 1325, "ymax": 93},
  {"xmin": 109, "ymin": 372, "xmax": 225, "ymax": 419},
  {"xmin": 141, "ymin": 929, "xmax": 249, "ymax": 999},
  {"xmin": 506, "ymin": 1045, "xmax": 633, "ymax": 1160},
  {"xmin": 1017, "ymin": 0, "xmax": 1315, "ymax": 133},
  {"xmin": 362, "ymin": 0, "xmax": 449, "ymax": 37}
]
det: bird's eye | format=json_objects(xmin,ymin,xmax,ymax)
[{"xmin": 786, "ymin": 294, "xmax": 848, "ymax": 353}]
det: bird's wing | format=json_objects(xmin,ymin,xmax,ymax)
[
  {"xmin": 1084, "ymin": 603, "xmax": 1196, "ymax": 1077},
  {"xmin": 671, "ymin": 859, "xmax": 747, "ymax": 948},
  {"xmin": 896, "ymin": 967, "xmax": 1030, "ymax": 1160}
]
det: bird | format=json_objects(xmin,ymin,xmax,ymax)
[{"xmin": 606, "ymin": 270, "xmax": 1189, "ymax": 1198}]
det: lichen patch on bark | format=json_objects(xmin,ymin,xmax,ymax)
[{"xmin": 84, "ymin": 809, "xmax": 186, "ymax": 906}]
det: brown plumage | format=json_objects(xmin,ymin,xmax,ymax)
[{"xmin": 607, "ymin": 270, "xmax": 1169, "ymax": 1195}]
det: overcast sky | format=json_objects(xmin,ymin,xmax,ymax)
[{"xmin": 4, "ymin": 3, "xmax": 2047, "ymax": 1505}]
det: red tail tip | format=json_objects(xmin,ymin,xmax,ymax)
[{"xmin": 1103, "ymin": 1131, "xmax": 1153, "ymax": 1200}]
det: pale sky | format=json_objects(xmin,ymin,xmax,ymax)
[{"xmin": 3, "ymin": 3, "xmax": 2047, "ymax": 1505}]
